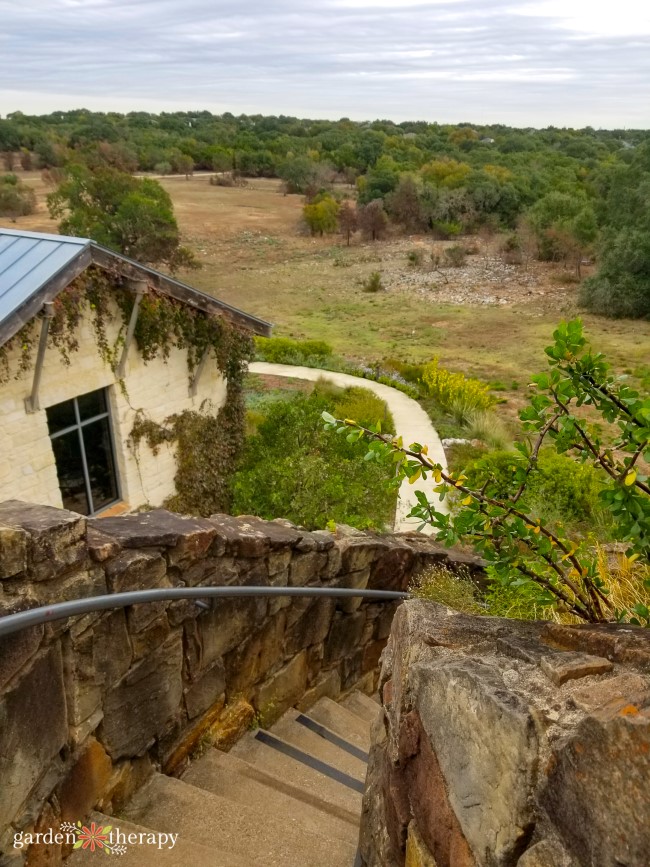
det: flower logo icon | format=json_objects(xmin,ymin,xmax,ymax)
[{"xmin": 76, "ymin": 822, "xmax": 110, "ymax": 853}]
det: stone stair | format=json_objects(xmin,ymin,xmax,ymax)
[{"xmin": 67, "ymin": 690, "xmax": 380, "ymax": 867}]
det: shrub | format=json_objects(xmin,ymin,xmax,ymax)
[
  {"xmin": 0, "ymin": 173, "xmax": 36, "ymax": 220},
  {"xmin": 421, "ymin": 359, "xmax": 495, "ymax": 415},
  {"xmin": 407, "ymin": 248, "xmax": 424, "ymax": 267},
  {"xmin": 410, "ymin": 565, "xmax": 484, "ymax": 615},
  {"xmin": 362, "ymin": 271, "xmax": 384, "ymax": 293},
  {"xmin": 254, "ymin": 336, "xmax": 333, "ymax": 365},
  {"xmin": 443, "ymin": 245, "xmax": 467, "ymax": 268},
  {"xmin": 232, "ymin": 390, "xmax": 396, "ymax": 530}
]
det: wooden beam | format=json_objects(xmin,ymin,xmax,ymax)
[
  {"xmin": 116, "ymin": 282, "xmax": 146, "ymax": 378},
  {"xmin": 188, "ymin": 348, "xmax": 211, "ymax": 397},
  {"xmin": 24, "ymin": 303, "xmax": 54, "ymax": 414},
  {"xmin": 90, "ymin": 246, "xmax": 272, "ymax": 336}
]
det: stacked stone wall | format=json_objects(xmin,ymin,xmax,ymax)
[
  {"xmin": 0, "ymin": 500, "xmax": 461, "ymax": 857},
  {"xmin": 361, "ymin": 599, "xmax": 650, "ymax": 867}
]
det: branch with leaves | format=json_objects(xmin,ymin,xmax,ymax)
[{"xmin": 323, "ymin": 320, "xmax": 650, "ymax": 625}]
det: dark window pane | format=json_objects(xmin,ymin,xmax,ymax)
[
  {"xmin": 82, "ymin": 418, "xmax": 118, "ymax": 512},
  {"xmin": 77, "ymin": 389, "xmax": 107, "ymax": 422},
  {"xmin": 46, "ymin": 399, "xmax": 76, "ymax": 435},
  {"xmin": 51, "ymin": 430, "xmax": 90, "ymax": 515}
]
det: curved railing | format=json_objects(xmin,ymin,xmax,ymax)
[{"xmin": 0, "ymin": 586, "xmax": 409, "ymax": 638}]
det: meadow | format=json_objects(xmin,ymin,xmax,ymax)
[{"xmin": 14, "ymin": 170, "xmax": 650, "ymax": 425}]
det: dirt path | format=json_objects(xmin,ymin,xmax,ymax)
[{"xmin": 249, "ymin": 362, "xmax": 448, "ymax": 534}]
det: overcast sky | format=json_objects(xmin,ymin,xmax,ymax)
[{"xmin": 1, "ymin": 0, "xmax": 648, "ymax": 128}]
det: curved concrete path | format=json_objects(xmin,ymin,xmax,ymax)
[{"xmin": 249, "ymin": 363, "xmax": 448, "ymax": 534}]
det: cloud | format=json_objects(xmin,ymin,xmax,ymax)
[{"xmin": 0, "ymin": 0, "xmax": 648, "ymax": 126}]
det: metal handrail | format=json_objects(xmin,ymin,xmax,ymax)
[{"xmin": 0, "ymin": 586, "xmax": 409, "ymax": 639}]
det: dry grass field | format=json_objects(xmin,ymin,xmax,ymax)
[{"xmin": 8, "ymin": 171, "xmax": 650, "ymax": 418}]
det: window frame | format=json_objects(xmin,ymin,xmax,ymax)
[{"xmin": 47, "ymin": 388, "xmax": 122, "ymax": 516}]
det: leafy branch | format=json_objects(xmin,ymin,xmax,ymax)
[{"xmin": 323, "ymin": 319, "xmax": 649, "ymax": 625}]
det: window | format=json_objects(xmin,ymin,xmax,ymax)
[{"xmin": 46, "ymin": 388, "xmax": 120, "ymax": 516}]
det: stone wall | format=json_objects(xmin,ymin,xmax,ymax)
[
  {"xmin": 0, "ymin": 300, "xmax": 227, "ymax": 510},
  {"xmin": 361, "ymin": 599, "xmax": 650, "ymax": 867},
  {"xmin": 0, "ymin": 500, "xmax": 465, "ymax": 858}
]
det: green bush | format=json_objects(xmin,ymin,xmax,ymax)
[
  {"xmin": 443, "ymin": 245, "xmax": 467, "ymax": 268},
  {"xmin": 463, "ymin": 448, "xmax": 610, "ymax": 531},
  {"xmin": 232, "ymin": 389, "xmax": 396, "ymax": 530},
  {"xmin": 421, "ymin": 358, "xmax": 495, "ymax": 415},
  {"xmin": 407, "ymin": 248, "xmax": 424, "ymax": 267},
  {"xmin": 254, "ymin": 336, "xmax": 333, "ymax": 365},
  {"xmin": 362, "ymin": 271, "xmax": 384, "ymax": 293}
]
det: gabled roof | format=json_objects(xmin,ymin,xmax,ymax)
[{"xmin": 0, "ymin": 228, "xmax": 272, "ymax": 346}]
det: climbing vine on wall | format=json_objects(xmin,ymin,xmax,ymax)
[
  {"xmin": 128, "ymin": 382, "xmax": 248, "ymax": 516},
  {"xmin": 0, "ymin": 266, "xmax": 254, "ymax": 385}
]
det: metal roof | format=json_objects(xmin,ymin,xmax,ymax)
[
  {"xmin": 0, "ymin": 228, "xmax": 271, "ymax": 344},
  {"xmin": 0, "ymin": 229, "xmax": 90, "ymax": 327}
]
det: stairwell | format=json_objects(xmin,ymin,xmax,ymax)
[{"xmin": 67, "ymin": 691, "xmax": 379, "ymax": 867}]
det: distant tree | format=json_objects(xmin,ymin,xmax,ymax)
[
  {"xmin": 303, "ymin": 194, "xmax": 339, "ymax": 237},
  {"xmin": 154, "ymin": 161, "xmax": 173, "ymax": 176},
  {"xmin": 47, "ymin": 166, "xmax": 198, "ymax": 271},
  {"xmin": 358, "ymin": 199, "xmax": 388, "ymax": 241},
  {"xmin": 20, "ymin": 149, "xmax": 33, "ymax": 171},
  {"xmin": 581, "ymin": 228, "xmax": 650, "ymax": 319},
  {"xmin": 337, "ymin": 200, "xmax": 358, "ymax": 246},
  {"xmin": 175, "ymin": 153, "xmax": 195, "ymax": 179},
  {"xmin": 278, "ymin": 156, "xmax": 320, "ymax": 195},
  {"xmin": 0, "ymin": 174, "xmax": 36, "ymax": 221},
  {"xmin": 386, "ymin": 175, "xmax": 424, "ymax": 232},
  {"xmin": 2, "ymin": 151, "xmax": 15, "ymax": 172}
]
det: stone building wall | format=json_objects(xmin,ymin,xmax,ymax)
[
  {"xmin": 0, "ymin": 301, "xmax": 226, "ymax": 511},
  {"xmin": 360, "ymin": 598, "xmax": 650, "ymax": 867},
  {"xmin": 0, "ymin": 501, "xmax": 461, "ymax": 856}
]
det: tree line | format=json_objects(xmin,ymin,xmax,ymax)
[{"xmin": 1, "ymin": 110, "xmax": 648, "ymax": 317}]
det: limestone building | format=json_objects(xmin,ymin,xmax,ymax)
[{"xmin": 0, "ymin": 228, "xmax": 270, "ymax": 515}]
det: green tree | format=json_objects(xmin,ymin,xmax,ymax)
[
  {"xmin": 303, "ymin": 194, "xmax": 339, "ymax": 236},
  {"xmin": 47, "ymin": 166, "xmax": 198, "ymax": 271}
]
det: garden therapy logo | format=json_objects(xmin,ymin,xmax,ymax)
[
  {"xmin": 63, "ymin": 822, "xmax": 126, "ymax": 856},
  {"xmin": 13, "ymin": 821, "xmax": 178, "ymax": 855}
]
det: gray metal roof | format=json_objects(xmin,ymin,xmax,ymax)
[
  {"xmin": 0, "ymin": 228, "xmax": 91, "ymax": 327},
  {"xmin": 0, "ymin": 227, "xmax": 271, "ymax": 344}
]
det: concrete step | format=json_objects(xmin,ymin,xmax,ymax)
[
  {"xmin": 182, "ymin": 747, "xmax": 359, "ymax": 844},
  {"xmin": 269, "ymin": 708, "xmax": 367, "ymax": 781},
  {"xmin": 230, "ymin": 728, "xmax": 363, "ymax": 817},
  {"xmin": 341, "ymin": 690, "xmax": 382, "ymax": 725},
  {"xmin": 65, "ymin": 811, "xmax": 248, "ymax": 867},
  {"xmin": 122, "ymin": 772, "xmax": 357, "ymax": 867},
  {"xmin": 307, "ymin": 696, "xmax": 372, "ymax": 750}
]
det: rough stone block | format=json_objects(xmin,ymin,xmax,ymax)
[
  {"xmin": 370, "ymin": 544, "xmax": 415, "ymax": 591},
  {"xmin": 0, "ymin": 523, "xmax": 27, "ymax": 578},
  {"xmin": 225, "ymin": 612, "xmax": 286, "ymax": 698},
  {"xmin": 104, "ymin": 549, "xmax": 167, "ymax": 593},
  {"xmin": 539, "ymin": 651, "xmax": 613, "ymax": 685},
  {"xmin": 92, "ymin": 510, "xmax": 216, "ymax": 556},
  {"xmin": 0, "ymin": 645, "xmax": 68, "ymax": 830},
  {"xmin": 542, "ymin": 693, "xmax": 650, "ymax": 867},
  {"xmin": 129, "ymin": 613, "xmax": 170, "ymax": 657},
  {"xmin": 86, "ymin": 526, "xmax": 121, "ymax": 562},
  {"xmin": 199, "ymin": 596, "xmax": 267, "ymax": 667},
  {"xmin": 285, "ymin": 598, "xmax": 335, "ymax": 655},
  {"xmin": 412, "ymin": 658, "xmax": 538, "ymax": 865},
  {"xmin": 0, "ymin": 596, "xmax": 43, "ymax": 691},
  {"xmin": 337, "ymin": 568, "xmax": 371, "ymax": 613},
  {"xmin": 254, "ymin": 651, "xmax": 308, "ymax": 722},
  {"xmin": 516, "ymin": 839, "xmax": 576, "ymax": 867},
  {"xmin": 288, "ymin": 550, "xmax": 327, "ymax": 586},
  {"xmin": 324, "ymin": 611, "xmax": 366, "ymax": 666},
  {"xmin": 56, "ymin": 737, "xmax": 113, "ymax": 821},
  {"xmin": 0, "ymin": 501, "xmax": 86, "ymax": 581},
  {"xmin": 209, "ymin": 514, "xmax": 271, "ymax": 558},
  {"xmin": 99, "ymin": 632, "xmax": 183, "ymax": 759},
  {"xmin": 570, "ymin": 673, "xmax": 648, "ymax": 711},
  {"xmin": 184, "ymin": 659, "xmax": 226, "ymax": 720}
]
